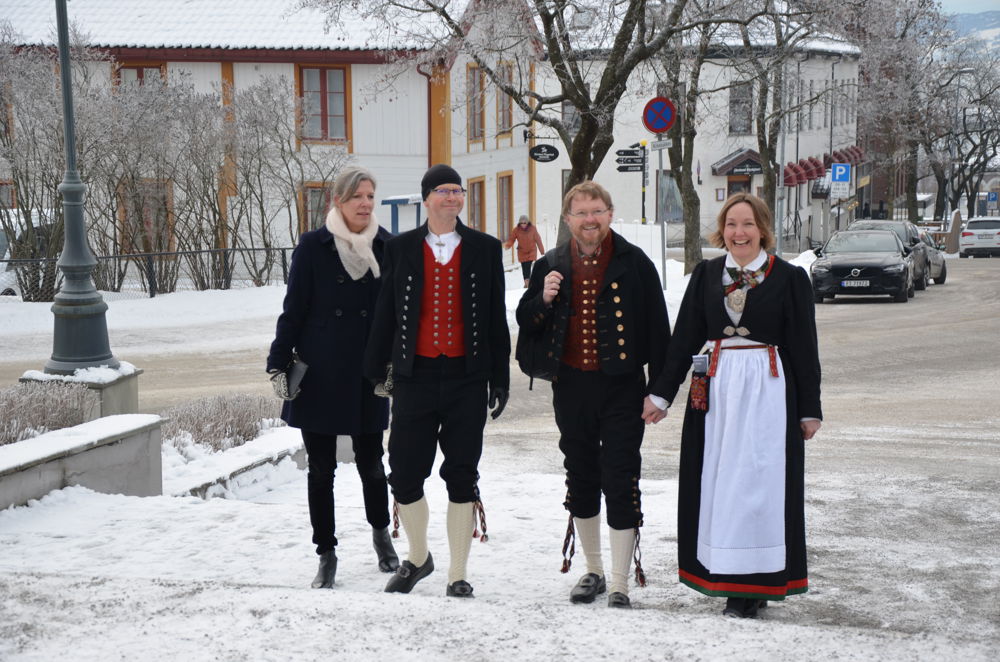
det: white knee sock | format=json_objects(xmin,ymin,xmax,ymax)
[
  {"xmin": 608, "ymin": 526, "xmax": 636, "ymax": 596},
  {"xmin": 574, "ymin": 515, "xmax": 604, "ymax": 577},
  {"xmin": 446, "ymin": 501, "xmax": 475, "ymax": 584},
  {"xmin": 397, "ymin": 497, "xmax": 430, "ymax": 567}
]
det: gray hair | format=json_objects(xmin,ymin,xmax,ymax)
[
  {"xmin": 332, "ymin": 165, "xmax": 377, "ymax": 201},
  {"xmin": 518, "ymin": 215, "xmax": 530, "ymax": 224}
]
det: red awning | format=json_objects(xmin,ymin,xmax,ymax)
[
  {"xmin": 823, "ymin": 153, "xmax": 833, "ymax": 168},
  {"xmin": 791, "ymin": 162, "xmax": 807, "ymax": 184},
  {"xmin": 851, "ymin": 145, "xmax": 865, "ymax": 162},
  {"xmin": 783, "ymin": 163, "xmax": 799, "ymax": 187},
  {"xmin": 798, "ymin": 158, "xmax": 816, "ymax": 180},
  {"xmin": 809, "ymin": 156, "xmax": 825, "ymax": 177},
  {"xmin": 833, "ymin": 149, "xmax": 848, "ymax": 164}
]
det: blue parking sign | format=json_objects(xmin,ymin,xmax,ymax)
[
  {"xmin": 831, "ymin": 163, "xmax": 851, "ymax": 182},
  {"xmin": 988, "ymin": 192, "xmax": 998, "ymax": 203}
]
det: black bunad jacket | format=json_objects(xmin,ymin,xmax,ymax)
[
  {"xmin": 363, "ymin": 220, "xmax": 510, "ymax": 390},
  {"xmin": 515, "ymin": 230, "xmax": 670, "ymax": 385},
  {"xmin": 267, "ymin": 225, "xmax": 392, "ymax": 436}
]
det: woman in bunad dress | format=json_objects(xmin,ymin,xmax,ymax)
[{"xmin": 646, "ymin": 192, "xmax": 822, "ymax": 618}]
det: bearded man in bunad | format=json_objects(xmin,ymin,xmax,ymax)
[
  {"xmin": 364, "ymin": 164, "xmax": 510, "ymax": 598},
  {"xmin": 515, "ymin": 180, "xmax": 670, "ymax": 608}
]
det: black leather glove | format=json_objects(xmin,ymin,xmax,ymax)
[
  {"xmin": 268, "ymin": 369, "xmax": 293, "ymax": 401},
  {"xmin": 488, "ymin": 386, "xmax": 509, "ymax": 420}
]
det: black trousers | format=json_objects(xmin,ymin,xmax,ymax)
[
  {"xmin": 552, "ymin": 366, "xmax": 645, "ymax": 530},
  {"xmin": 387, "ymin": 356, "xmax": 488, "ymax": 505},
  {"xmin": 302, "ymin": 430, "xmax": 391, "ymax": 555},
  {"xmin": 520, "ymin": 261, "xmax": 533, "ymax": 280}
]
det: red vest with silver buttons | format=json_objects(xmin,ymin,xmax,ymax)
[
  {"xmin": 561, "ymin": 234, "xmax": 613, "ymax": 371},
  {"xmin": 416, "ymin": 241, "xmax": 466, "ymax": 357}
]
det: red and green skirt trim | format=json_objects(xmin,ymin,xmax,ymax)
[{"xmin": 679, "ymin": 568, "xmax": 807, "ymax": 601}]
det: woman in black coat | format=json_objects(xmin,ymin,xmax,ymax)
[{"xmin": 267, "ymin": 165, "xmax": 398, "ymax": 589}]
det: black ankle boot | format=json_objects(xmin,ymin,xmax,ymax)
[
  {"xmin": 722, "ymin": 597, "xmax": 760, "ymax": 618},
  {"xmin": 372, "ymin": 527, "xmax": 400, "ymax": 573},
  {"xmin": 311, "ymin": 550, "xmax": 337, "ymax": 589}
]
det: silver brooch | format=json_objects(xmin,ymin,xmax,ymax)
[{"xmin": 726, "ymin": 289, "xmax": 746, "ymax": 313}]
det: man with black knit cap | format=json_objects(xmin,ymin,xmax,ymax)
[{"xmin": 364, "ymin": 163, "xmax": 510, "ymax": 598}]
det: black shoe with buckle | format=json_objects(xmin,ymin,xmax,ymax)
[
  {"xmin": 311, "ymin": 550, "xmax": 337, "ymax": 589},
  {"xmin": 384, "ymin": 552, "xmax": 434, "ymax": 593},
  {"xmin": 372, "ymin": 527, "xmax": 400, "ymax": 573},
  {"xmin": 446, "ymin": 580, "xmax": 475, "ymax": 598},
  {"xmin": 607, "ymin": 592, "xmax": 632, "ymax": 609},
  {"xmin": 569, "ymin": 573, "xmax": 607, "ymax": 604}
]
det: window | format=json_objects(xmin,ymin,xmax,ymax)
[
  {"xmin": 497, "ymin": 172, "xmax": 513, "ymax": 241},
  {"xmin": 467, "ymin": 64, "xmax": 485, "ymax": 142},
  {"xmin": 0, "ymin": 181, "xmax": 13, "ymax": 208},
  {"xmin": 808, "ymin": 80, "xmax": 815, "ymax": 130},
  {"xmin": 467, "ymin": 177, "xmax": 485, "ymax": 231},
  {"xmin": 299, "ymin": 66, "xmax": 348, "ymax": 141},
  {"xmin": 116, "ymin": 63, "xmax": 165, "ymax": 86},
  {"xmin": 561, "ymin": 100, "xmax": 582, "ymax": 140},
  {"xmin": 118, "ymin": 179, "xmax": 173, "ymax": 253},
  {"xmin": 302, "ymin": 183, "xmax": 332, "ymax": 233},
  {"xmin": 728, "ymin": 82, "xmax": 752, "ymax": 134},
  {"xmin": 497, "ymin": 63, "xmax": 514, "ymax": 136}
]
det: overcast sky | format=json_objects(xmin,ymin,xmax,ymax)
[{"xmin": 937, "ymin": 0, "xmax": 999, "ymax": 14}]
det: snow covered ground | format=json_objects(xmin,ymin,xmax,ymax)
[{"xmin": 2, "ymin": 246, "xmax": 997, "ymax": 661}]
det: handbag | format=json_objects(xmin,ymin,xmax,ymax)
[{"xmin": 286, "ymin": 353, "xmax": 309, "ymax": 400}]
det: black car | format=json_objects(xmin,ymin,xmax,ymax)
[
  {"xmin": 848, "ymin": 219, "xmax": 930, "ymax": 291},
  {"xmin": 811, "ymin": 230, "xmax": 914, "ymax": 303}
]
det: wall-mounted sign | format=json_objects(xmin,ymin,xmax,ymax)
[
  {"xmin": 730, "ymin": 161, "xmax": 763, "ymax": 175},
  {"xmin": 529, "ymin": 144, "xmax": 560, "ymax": 163}
]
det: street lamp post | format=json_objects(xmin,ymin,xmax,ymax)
[{"xmin": 44, "ymin": 0, "xmax": 118, "ymax": 374}]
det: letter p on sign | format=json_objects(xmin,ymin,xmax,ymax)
[{"xmin": 832, "ymin": 163, "xmax": 851, "ymax": 182}]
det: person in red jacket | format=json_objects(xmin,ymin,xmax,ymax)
[{"xmin": 504, "ymin": 215, "xmax": 545, "ymax": 287}]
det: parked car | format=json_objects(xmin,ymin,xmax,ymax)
[
  {"xmin": 848, "ymin": 219, "xmax": 931, "ymax": 290},
  {"xmin": 959, "ymin": 217, "xmax": 1000, "ymax": 257},
  {"xmin": 811, "ymin": 230, "xmax": 914, "ymax": 304},
  {"xmin": 918, "ymin": 230, "xmax": 947, "ymax": 284},
  {"xmin": 0, "ymin": 210, "xmax": 59, "ymax": 297}
]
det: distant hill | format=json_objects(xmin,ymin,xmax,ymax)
[{"xmin": 950, "ymin": 11, "xmax": 1000, "ymax": 49}]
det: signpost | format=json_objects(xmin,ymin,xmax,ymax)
[
  {"xmin": 617, "ymin": 143, "xmax": 649, "ymax": 223},
  {"xmin": 642, "ymin": 97, "xmax": 677, "ymax": 134},
  {"xmin": 830, "ymin": 163, "xmax": 851, "ymax": 232}
]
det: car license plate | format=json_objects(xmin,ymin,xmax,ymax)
[
  {"xmin": 841, "ymin": 279, "xmax": 869, "ymax": 287},
  {"xmin": 978, "ymin": 234, "xmax": 992, "ymax": 239}
]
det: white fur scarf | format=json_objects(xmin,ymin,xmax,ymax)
[{"xmin": 325, "ymin": 206, "xmax": 381, "ymax": 280}]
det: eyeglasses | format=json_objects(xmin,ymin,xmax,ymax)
[
  {"xmin": 431, "ymin": 187, "xmax": 467, "ymax": 197},
  {"xmin": 567, "ymin": 208, "xmax": 610, "ymax": 219}
]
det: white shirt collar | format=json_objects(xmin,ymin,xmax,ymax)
[
  {"xmin": 425, "ymin": 229, "xmax": 461, "ymax": 264},
  {"xmin": 725, "ymin": 249, "xmax": 768, "ymax": 272}
]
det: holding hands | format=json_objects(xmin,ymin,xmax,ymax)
[{"xmin": 641, "ymin": 396, "xmax": 667, "ymax": 425}]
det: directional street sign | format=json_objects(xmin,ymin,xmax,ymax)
[
  {"xmin": 617, "ymin": 164, "xmax": 644, "ymax": 172},
  {"xmin": 616, "ymin": 156, "xmax": 644, "ymax": 164},
  {"xmin": 616, "ymin": 148, "xmax": 643, "ymax": 157}
]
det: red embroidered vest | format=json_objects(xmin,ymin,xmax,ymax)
[
  {"xmin": 561, "ymin": 233, "xmax": 613, "ymax": 371},
  {"xmin": 416, "ymin": 241, "xmax": 465, "ymax": 358}
]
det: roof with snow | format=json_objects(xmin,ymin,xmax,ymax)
[{"xmin": 0, "ymin": 0, "xmax": 433, "ymax": 52}]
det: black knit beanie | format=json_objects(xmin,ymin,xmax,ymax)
[{"xmin": 421, "ymin": 164, "xmax": 463, "ymax": 200}]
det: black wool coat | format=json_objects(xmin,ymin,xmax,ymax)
[
  {"xmin": 267, "ymin": 225, "xmax": 392, "ymax": 436},
  {"xmin": 362, "ymin": 220, "xmax": 511, "ymax": 390},
  {"xmin": 515, "ymin": 230, "xmax": 671, "ymax": 384}
]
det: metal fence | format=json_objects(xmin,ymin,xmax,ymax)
[{"xmin": 0, "ymin": 247, "xmax": 294, "ymax": 303}]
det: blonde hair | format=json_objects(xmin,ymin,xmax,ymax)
[
  {"xmin": 709, "ymin": 193, "xmax": 776, "ymax": 251},
  {"xmin": 561, "ymin": 180, "xmax": 614, "ymax": 219}
]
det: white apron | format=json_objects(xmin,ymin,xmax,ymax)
[{"xmin": 697, "ymin": 337, "xmax": 787, "ymax": 575}]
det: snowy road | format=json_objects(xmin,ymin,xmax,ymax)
[{"xmin": 1, "ymin": 255, "xmax": 999, "ymax": 660}]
